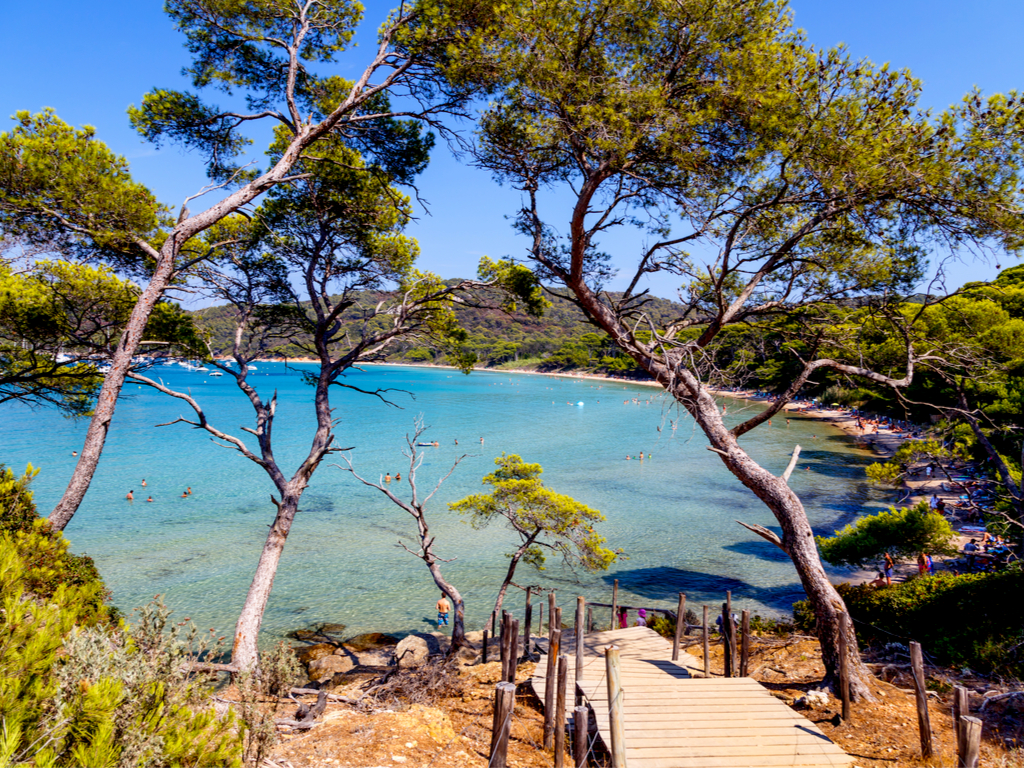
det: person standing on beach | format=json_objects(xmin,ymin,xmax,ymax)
[
  {"xmin": 436, "ymin": 593, "xmax": 450, "ymax": 627},
  {"xmin": 884, "ymin": 552, "xmax": 895, "ymax": 586}
]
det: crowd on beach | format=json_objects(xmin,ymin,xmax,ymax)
[{"xmin": 723, "ymin": 388, "xmax": 1020, "ymax": 583}]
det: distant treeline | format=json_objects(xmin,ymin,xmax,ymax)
[{"xmin": 191, "ymin": 284, "xmax": 685, "ymax": 378}]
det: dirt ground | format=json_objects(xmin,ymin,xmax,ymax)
[{"xmin": 247, "ymin": 638, "xmax": 1022, "ymax": 768}]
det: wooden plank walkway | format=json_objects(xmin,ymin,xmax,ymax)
[{"xmin": 531, "ymin": 627, "xmax": 851, "ymax": 768}]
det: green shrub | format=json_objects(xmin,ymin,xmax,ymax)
[
  {"xmin": 818, "ymin": 572, "xmax": 1024, "ymax": 676},
  {"xmin": 816, "ymin": 501, "xmax": 958, "ymax": 568},
  {"xmin": 0, "ymin": 464, "xmax": 243, "ymax": 767}
]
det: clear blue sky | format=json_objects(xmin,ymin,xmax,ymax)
[{"xmin": 2, "ymin": 0, "xmax": 1023, "ymax": 300}]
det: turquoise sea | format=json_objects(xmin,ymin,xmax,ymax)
[{"xmin": 0, "ymin": 363, "xmax": 887, "ymax": 643}]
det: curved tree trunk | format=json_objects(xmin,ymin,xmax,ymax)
[
  {"xmin": 426, "ymin": 564, "xmax": 467, "ymax": 652},
  {"xmin": 492, "ymin": 543, "xmax": 530, "ymax": 619},
  {"xmin": 565, "ymin": 280, "xmax": 876, "ymax": 700},
  {"xmin": 49, "ymin": 255, "xmax": 175, "ymax": 531},
  {"xmin": 232, "ymin": 494, "xmax": 299, "ymax": 670}
]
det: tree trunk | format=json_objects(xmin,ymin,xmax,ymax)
[
  {"xmin": 426, "ymin": 562, "xmax": 467, "ymax": 651},
  {"xmin": 672, "ymin": 375, "xmax": 876, "ymax": 699},
  {"xmin": 492, "ymin": 544, "xmax": 530, "ymax": 618},
  {"xmin": 232, "ymin": 494, "xmax": 299, "ymax": 670},
  {"xmin": 48, "ymin": 254, "xmax": 175, "ymax": 531},
  {"xmin": 563, "ymin": 279, "xmax": 876, "ymax": 700}
]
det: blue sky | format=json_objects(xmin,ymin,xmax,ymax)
[{"xmin": 2, "ymin": 0, "xmax": 1023, "ymax": 301}]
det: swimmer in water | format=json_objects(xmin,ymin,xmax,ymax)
[
  {"xmin": 187, "ymin": 486, "xmax": 192, "ymax": 495},
  {"xmin": 181, "ymin": 490, "xmax": 189, "ymax": 498},
  {"xmin": 146, "ymin": 496, "xmax": 153, "ymax": 503},
  {"xmin": 126, "ymin": 490, "xmax": 134, "ymax": 501},
  {"xmin": 385, "ymin": 473, "xmax": 392, "ymax": 483},
  {"xmin": 396, "ymin": 473, "xmax": 401, "ymax": 481},
  {"xmin": 141, "ymin": 479, "xmax": 147, "ymax": 487},
  {"xmin": 72, "ymin": 451, "xmax": 78, "ymax": 456}
]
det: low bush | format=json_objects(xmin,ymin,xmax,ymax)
[
  {"xmin": 0, "ymin": 464, "xmax": 243, "ymax": 767},
  {"xmin": 798, "ymin": 571, "xmax": 1024, "ymax": 676}
]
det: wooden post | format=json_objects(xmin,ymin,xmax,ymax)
[
  {"xmin": 490, "ymin": 610, "xmax": 497, "ymax": 635},
  {"xmin": 483, "ymin": 629, "xmax": 489, "ymax": 664},
  {"xmin": 958, "ymin": 716, "xmax": 982, "ymax": 768},
  {"xmin": 611, "ymin": 579, "xmax": 618, "ymax": 630},
  {"xmin": 489, "ymin": 681, "xmax": 516, "ymax": 768},
  {"xmin": 725, "ymin": 591, "xmax": 735, "ymax": 677},
  {"xmin": 702, "ymin": 605, "xmax": 710, "ymax": 678},
  {"xmin": 587, "ymin": 605, "xmax": 593, "ymax": 633},
  {"xmin": 672, "ymin": 593, "xmax": 686, "ymax": 662},
  {"xmin": 721, "ymin": 602, "xmax": 731, "ymax": 678},
  {"xmin": 605, "ymin": 645, "xmax": 626, "ymax": 768},
  {"xmin": 575, "ymin": 597, "xmax": 586, "ymax": 706},
  {"xmin": 523, "ymin": 589, "xmax": 534, "ymax": 661},
  {"xmin": 909, "ymin": 641, "xmax": 934, "ymax": 759},
  {"xmin": 499, "ymin": 612, "xmax": 508, "ymax": 679},
  {"xmin": 837, "ymin": 613, "xmax": 850, "ymax": 721},
  {"xmin": 555, "ymin": 606, "xmax": 563, "ymax": 633},
  {"xmin": 538, "ymin": 602, "xmax": 544, "ymax": 639},
  {"xmin": 543, "ymin": 628, "xmax": 562, "ymax": 749},
  {"xmin": 740, "ymin": 609, "xmax": 750, "ymax": 678},
  {"xmin": 507, "ymin": 619, "xmax": 520, "ymax": 683},
  {"xmin": 953, "ymin": 685, "xmax": 969, "ymax": 752},
  {"xmin": 549, "ymin": 591, "xmax": 557, "ymax": 633},
  {"xmin": 573, "ymin": 705, "xmax": 589, "ymax": 768},
  {"xmin": 555, "ymin": 655, "xmax": 568, "ymax": 767}
]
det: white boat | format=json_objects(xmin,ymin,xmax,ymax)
[
  {"xmin": 209, "ymin": 371, "xmax": 223, "ymax": 377},
  {"xmin": 195, "ymin": 366, "xmax": 209, "ymax": 372},
  {"xmin": 248, "ymin": 366, "xmax": 258, "ymax": 372}
]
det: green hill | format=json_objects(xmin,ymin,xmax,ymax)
[{"xmin": 190, "ymin": 284, "xmax": 685, "ymax": 377}]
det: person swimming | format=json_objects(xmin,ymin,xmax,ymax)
[
  {"xmin": 126, "ymin": 490, "xmax": 134, "ymax": 501},
  {"xmin": 141, "ymin": 479, "xmax": 147, "ymax": 487},
  {"xmin": 385, "ymin": 473, "xmax": 392, "ymax": 483},
  {"xmin": 146, "ymin": 496, "xmax": 154, "ymax": 503}
]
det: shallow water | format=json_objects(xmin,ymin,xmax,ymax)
[{"xmin": 0, "ymin": 363, "xmax": 886, "ymax": 642}]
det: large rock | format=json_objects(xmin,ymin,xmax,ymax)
[
  {"xmin": 308, "ymin": 654, "xmax": 356, "ymax": 681},
  {"xmin": 395, "ymin": 635, "xmax": 431, "ymax": 668},
  {"xmin": 295, "ymin": 643, "xmax": 337, "ymax": 666}
]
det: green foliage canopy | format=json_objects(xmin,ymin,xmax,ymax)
[
  {"xmin": 451, "ymin": 454, "xmax": 619, "ymax": 574},
  {"xmin": 816, "ymin": 501, "xmax": 958, "ymax": 567}
]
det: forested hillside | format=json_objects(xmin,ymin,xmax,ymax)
[{"xmin": 191, "ymin": 285, "xmax": 685, "ymax": 376}]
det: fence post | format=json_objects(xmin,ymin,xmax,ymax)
[
  {"xmin": 611, "ymin": 579, "xmax": 618, "ymax": 630},
  {"xmin": 489, "ymin": 681, "xmax": 516, "ymax": 768},
  {"xmin": 953, "ymin": 686, "xmax": 969, "ymax": 751},
  {"xmin": 605, "ymin": 645, "xmax": 627, "ymax": 768},
  {"xmin": 523, "ymin": 589, "xmax": 534, "ymax": 661},
  {"xmin": 740, "ymin": 609, "xmax": 750, "ymax": 677},
  {"xmin": 958, "ymin": 716, "xmax": 982, "ymax": 768},
  {"xmin": 499, "ymin": 611, "xmax": 508, "ymax": 680},
  {"xmin": 837, "ymin": 613, "xmax": 851, "ymax": 721},
  {"xmin": 549, "ymin": 591, "xmax": 557, "ymax": 633},
  {"xmin": 909, "ymin": 641, "xmax": 934, "ymax": 759},
  {"xmin": 555, "ymin": 655, "xmax": 569, "ymax": 767},
  {"xmin": 672, "ymin": 592, "xmax": 686, "ymax": 662},
  {"xmin": 587, "ymin": 605, "xmax": 593, "ymax": 633},
  {"xmin": 573, "ymin": 705, "xmax": 589, "ymax": 768},
  {"xmin": 483, "ymin": 629, "xmax": 489, "ymax": 665},
  {"xmin": 543, "ymin": 628, "xmax": 562, "ymax": 749},
  {"xmin": 702, "ymin": 605, "xmax": 710, "ymax": 678},
  {"xmin": 575, "ymin": 597, "xmax": 586, "ymax": 707},
  {"xmin": 721, "ymin": 601, "xmax": 731, "ymax": 678},
  {"xmin": 507, "ymin": 619, "xmax": 520, "ymax": 684}
]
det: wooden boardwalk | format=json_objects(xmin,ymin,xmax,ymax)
[{"xmin": 532, "ymin": 627, "xmax": 851, "ymax": 768}]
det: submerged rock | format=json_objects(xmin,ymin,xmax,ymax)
[
  {"xmin": 343, "ymin": 632, "xmax": 398, "ymax": 653},
  {"xmin": 288, "ymin": 622, "xmax": 347, "ymax": 644}
]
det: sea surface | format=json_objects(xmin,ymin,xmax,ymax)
[{"xmin": 0, "ymin": 363, "xmax": 888, "ymax": 643}]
